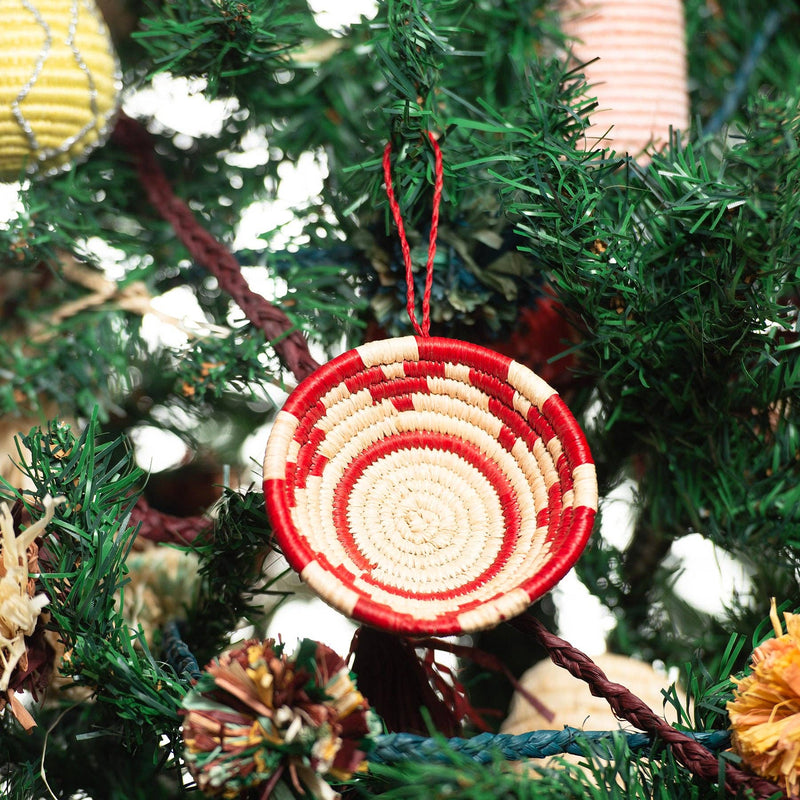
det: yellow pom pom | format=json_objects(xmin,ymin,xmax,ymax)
[{"xmin": 0, "ymin": 0, "xmax": 121, "ymax": 180}]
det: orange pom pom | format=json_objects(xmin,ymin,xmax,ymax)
[{"xmin": 728, "ymin": 599, "xmax": 800, "ymax": 796}]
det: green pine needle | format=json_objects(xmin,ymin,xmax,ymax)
[{"xmin": 3, "ymin": 414, "xmax": 187, "ymax": 743}]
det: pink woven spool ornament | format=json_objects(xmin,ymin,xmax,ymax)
[
  {"xmin": 263, "ymin": 135, "xmax": 598, "ymax": 636},
  {"xmin": 560, "ymin": 0, "xmax": 689, "ymax": 160}
]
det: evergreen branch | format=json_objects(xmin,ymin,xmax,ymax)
[
  {"xmin": 172, "ymin": 324, "xmax": 287, "ymax": 402},
  {"xmin": 133, "ymin": 0, "xmax": 308, "ymax": 97},
  {"xmin": 679, "ymin": 633, "xmax": 747, "ymax": 732},
  {"xmin": 182, "ymin": 488, "xmax": 292, "ymax": 667},
  {"xmin": 380, "ymin": 0, "xmax": 456, "ymax": 113},
  {"xmin": 5, "ymin": 415, "xmax": 187, "ymax": 742},
  {"xmin": 0, "ymin": 252, "xmax": 152, "ymax": 417},
  {"xmin": 237, "ymin": 247, "xmax": 369, "ymax": 348},
  {"xmin": 0, "ymin": 760, "xmax": 39, "ymax": 800},
  {"xmin": 2, "ymin": 703, "xmax": 191, "ymax": 799},
  {"xmin": 491, "ymin": 66, "xmax": 800, "ymax": 561},
  {"xmin": 705, "ymin": 8, "xmax": 784, "ymax": 136},
  {"xmin": 358, "ymin": 728, "xmax": 724, "ymax": 800},
  {"xmin": 686, "ymin": 0, "xmax": 800, "ymax": 128}
]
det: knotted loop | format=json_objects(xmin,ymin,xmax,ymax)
[{"xmin": 382, "ymin": 131, "xmax": 443, "ymax": 337}]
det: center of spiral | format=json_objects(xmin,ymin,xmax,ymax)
[{"xmin": 399, "ymin": 499, "xmax": 450, "ymax": 545}]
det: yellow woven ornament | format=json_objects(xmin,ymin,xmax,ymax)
[{"xmin": 0, "ymin": 0, "xmax": 121, "ymax": 180}]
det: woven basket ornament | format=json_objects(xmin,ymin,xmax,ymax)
[
  {"xmin": 559, "ymin": 0, "xmax": 688, "ymax": 161},
  {"xmin": 0, "ymin": 0, "xmax": 120, "ymax": 181},
  {"xmin": 264, "ymin": 135, "xmax": 598, "ymax": 636}
]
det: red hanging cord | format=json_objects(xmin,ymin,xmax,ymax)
[{"xmin": 382, "ymin": 131, "xmax": 443, "ymax": 337}]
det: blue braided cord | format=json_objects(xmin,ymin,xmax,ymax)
[
  {"xmin": 370, "ymin": 728, "xmax": 732, "ymax": 765},
  {"xmin": 706, "ymin": 8, "xmax": 783, "ymax": 136},
  {"xmin": 156, "ymin": 622, "xmax": 733, "ymax": 764},
  {"xmin": 163, "ymin": 620, "xmax": 202, "ymax": 681}
]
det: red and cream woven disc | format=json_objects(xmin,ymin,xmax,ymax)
[{"xmin": 263, "ymin": 336, "xmax": 597, "ymax": 636}]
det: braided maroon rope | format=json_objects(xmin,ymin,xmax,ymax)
[
  {"xmin": 130, "ymin": 495, "xmax": 211, "ymax": 545},
  {"xmin": 510, "ymin": 614, "xmax": 785, "ymax": 799},
  {"xmin": 111, "ymin": 111, "xmax": 320, "ymax": 384}
]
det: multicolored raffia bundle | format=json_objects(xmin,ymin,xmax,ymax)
[
  {"xmin": 0, "ymin": 495, "xmax": 62, "ymax": 730},
  {"xmin": 0, "ymin": 0, "xmax": 120, "ymax": 180},
  {"xmin": 181, "ymin": 638, "xmax": 372, "ymax": 800},
  {"xmin": 264, "ymin": 336, "xmax": 597, "ymax": 635}
]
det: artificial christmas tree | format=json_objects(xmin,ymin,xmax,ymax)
[{"xmin": 1, "ymin": 1, "xmax": 799, "ymax": 798}]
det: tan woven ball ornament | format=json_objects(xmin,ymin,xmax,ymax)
[
  {"xmin": 503, "ymin": 653, "xmax": 682, "ymax": 737},
  {"xmin": 264, "ymin": 336, "xmax": 598, "ymax": 635},
  {"xmin": 0, "ymin": 0, "xmax": 120, "ymax": 180}
]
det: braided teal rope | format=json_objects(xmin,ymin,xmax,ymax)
[
  {"xmin": 160, "ymin": 622, "xmax": 733, "ymax": 772},
  {"xmin": 370, "ymin": 728, "xmax": 732, "ymax": 765},
  {"xmin": 163, "ymin": 620, "xmax": 202, "ymax": 681}
]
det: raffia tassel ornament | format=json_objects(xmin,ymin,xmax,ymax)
[
  {"xmin": 0, "ymin": 495, "xmax": 63, "ymax": 729},
  {"xmin": 181, "ymin": 639, "xmax": 372, "ymax": 799},
  {"xmin": 559, "ymin": 0, "xmax": 689, "ymax": 160},
  {"xmin": 0, "ymin": 0, "xmax": 121, "ymax": 181}
]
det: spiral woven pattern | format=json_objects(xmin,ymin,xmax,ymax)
[
  {"xmin": 264, "ymin": 336, "xmax": 597, "ymax": 635},
  {"xmin": 0, "ymin": 0, "xmax": 120, "ymax": 180}
]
